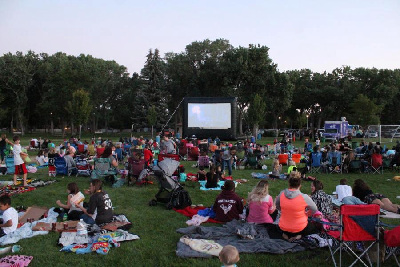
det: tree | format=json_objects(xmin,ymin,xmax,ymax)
[
  {"xmin": 347, "ymin": 94, "xmax": 382, "ymax": 127},
  {"xmin": 0, "ymin": 51, "xmax": 39, "ymax": 135},
  {"xmin": 147, "ymin": 105, "xmax": 157, "ymax": 139},
  {"xmin": 66, "ymin": 89, "xmax": 92, "ymax": 138},
  {"xmin": 135, "ymin": 49, "xmax": 169, "ymax": 129},
  {"xmin": 246, "ymin": 94, "xmax": 266, "ymax": 136}
]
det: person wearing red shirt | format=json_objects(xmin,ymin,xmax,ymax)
[{"xmin": 143, "ymin": 145, "xmax": 153, "ymax": 166}]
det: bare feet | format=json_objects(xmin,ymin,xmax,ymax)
[
  {"xmin": 282, "ymin": 233, "xmax": 289, "ymax": 240},
  {"xmin": 288, "ymin": 235, "xmax": 302, "ymax": 242}
]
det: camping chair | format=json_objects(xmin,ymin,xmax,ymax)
[
  {"xmin": 158, "ymin": 153, "xmax": 180, "ymax": 162},
  {"xmin": 115, "ymin": 147, "xmax": 124, "ymax": 162},
  {"xmin": 310, "ymin": 152, "xmax": 322, "ymax": 174},
  {"xmin": 77, "ymin": 144, "xmax": 85, "ymax": 155},
  {"xmin": 187, "ymin": 146, "xmax": 200, "ymax": 161},
  {"xmin": 328, "ymin": 152, "xmax": 342, "ymax": 174},
  {"xmin": 278, "ymin": 154, "xmax": 289, "ymax": 165},
  {"xmin": 370, "ymin": 153, "xmax": 383, "ymax": 174},
  {"xmin": 246, "ymin": 155, "xmax": 258, "ymax": 169},
  {"xmin": 197, "ymin": 155, "xmax": 210, "ymax": 169},
  {"xmin": 91, "ymin": 157, "xmax": 118, "ymax": 184},
  {"xmin": 347, "ymin": 160, "xmax": 362, "ymax": 173},
  {"xmin": 127, "ymin": 157, "xmax": 146, "ymax": 185},
  {"xmin": 291, "ymin": 153, "xmax": 301, "ymax": 164},
  {"xmin": 96, "ymin": 147, "xmax": 105, "ymax": 158},
  {"xmin": 54, "ymin": 157, "xmax": 76, "ymax": 176},
  {"xmin": 123, "ymin": 144, "xmax": 132, "ymax": 156},
  {"xmin": 322, "ymin": 204, "xmax": 381, "ymax": 267},
  {"xmin": 383, "ymin": 225, "xmax": 400, "ymax": 266}
]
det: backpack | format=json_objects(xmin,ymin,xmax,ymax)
[{"xmin": 168, "ymin": 188, "xmax": 192, "ymax": 209}]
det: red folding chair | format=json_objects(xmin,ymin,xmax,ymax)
[{"xmin": 322, "ymin": 204, "xmax": 381, "ymax": 267}]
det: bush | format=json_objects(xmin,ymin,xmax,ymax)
[{"xmin": 263, "ymin": 129, "xmax": 278, "ymax": 137}]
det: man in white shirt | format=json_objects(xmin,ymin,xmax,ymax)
[{"xmin": 336, "ymin": 178, "xmax": 352, "ymax": 201}]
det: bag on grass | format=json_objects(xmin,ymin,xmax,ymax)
[{"xmin": 169, "ymin": 188, "xmax": 192, "ymax": 209}]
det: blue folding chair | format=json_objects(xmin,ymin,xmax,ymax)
[{"xmin": 310, "ymin": 152, "xmax": 322, "ymax": 173}]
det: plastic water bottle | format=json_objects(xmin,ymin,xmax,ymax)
[{"xmin": 63, "ymin": 213, "xmax": 68, "ymax": 221}]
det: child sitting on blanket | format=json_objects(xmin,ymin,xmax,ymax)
[
  {"xmin": 269, "ymin": 159, "xmax": 282, "ymax": 179},
  {"xmin": 213, "ymin": 180, "xmax": 243, "ymax": 222},
  {"xmin": 56, "ymin": 182, "xmax": 84, "ymax": 221},
  {"xmin": 205, "ymin": 165, "xmax": 219, "ymax": 188},
  {"xmin": 247, "ymin": 180, "xmax": 276, "ymax": 224},
  {"xmin": 0, "ymin": 195, "xmax": 18, "ymax": 237},
  {"xmin": 219, "ymin": 245, "xmax": 240, "ymax": 267}
]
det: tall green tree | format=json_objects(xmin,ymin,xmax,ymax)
[
  {"xmin": 0, "ymin": 51, "xmax": 39, "ymax": 135},
  {"xmin": 246, "ymin": 94, "xmax": 266, "ymax": 136},
  {"xmin": 347, "ymin": 94, "xmax": 382, "ymax": 127},
  {"xmin": 66, "ymin": 89, "xmax": 92, "ymax": 138}
]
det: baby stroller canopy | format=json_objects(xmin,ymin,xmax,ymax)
[{"xmin": 153, "ymin": 157, "xmax": 180, "ymax": 177}]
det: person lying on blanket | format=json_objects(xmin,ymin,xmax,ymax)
[
  {"xmin": 276, "ymin": 171, "xmax": 319, "ymax": 242},
  {"xmin": 78, "ymin": 179, "xmax": 113, "ymax": 225},
  {"xmin": 0, "ymin": 195, "xmax": 18, "ymax": 237},
  {"xmin": 213, "ymin": 180, "xmax": 243, "ymax": 222}
]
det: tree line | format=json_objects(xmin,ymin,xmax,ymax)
[{"xmin": 1, "ymin": 39, "xmax": 400, "ymax": 137}]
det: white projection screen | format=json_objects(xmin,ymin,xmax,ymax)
[
  {"xmin": 183, "ymin": 97, "xmax": 237, "ymax": 140},
  {"xmin": 188, "ymin": 103, "xmax": 231, "ymax": 129}
]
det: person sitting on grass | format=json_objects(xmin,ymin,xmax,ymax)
[
  {"xmin": 269, "ymin": 159, "xmax": 282, "ymax": 179},
  {"xmin": 247, "ymin": 180, "xmax": 276, "ymax": 224},
  {"xmin": 56, "ymin": 182, "xmax": 84, "ymax": 221},
  {"xmin": 205, "ymin": 165, "xmax": 219, "ymax": 188},
  {"xmin": 0, "ymin": 195, "xmax": 18, "ymax": 237},
  {"xmin": 335, "ymin": 178, "xmax": 352, "ymax": 201},
  {"xmin": 310, "ymin": 180, "xmax": 333, "ymax": 217},
  {"xmin": 276, "ymin": 171, "xmax": 318, "ymax": 242},
  {"xmin": 36, "ymin": 149, "xmax": 48, "ymax": 166},
  {"xmin": 353, "ymin": 179, "xmax": 400, "ymax": 213},
  {"xmin": 197, "ymin": 166, "xmax": 207, "ymax": 181},
  {"xmin": 213, "ymin": 180, "xmax": 243, "ymax": 223},
  {"xmin": 78, "ymin": 179, "xmax": 113, "ymax": 225},
  {"xmin": 219, "ymin": 245, "xmax": 240, "ymax": 267}
]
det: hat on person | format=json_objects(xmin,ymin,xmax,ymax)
[{"xmin": 222, "ymin": 180, "xmax": 235, "ymax": 191}]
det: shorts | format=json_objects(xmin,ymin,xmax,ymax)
[
  {"xmin": 15, "ymin": 163, "xmax": 27, "ymax": 175},
  {"xmin": 364, "ymin": 193, "xmax": 387, "ymax": 204}
]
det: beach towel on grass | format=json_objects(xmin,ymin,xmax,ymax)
[
  {"xmin": 199, "ymin": 181, "xmax": 237, "ymax": 190},
  {"xmin": 174, "ymin": 206, "xmax": 221, "ymax": 224}
]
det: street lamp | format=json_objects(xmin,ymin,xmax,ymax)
[{"xmin": 306, "ymin": 115, "xmax": 309, "ymax": 129}]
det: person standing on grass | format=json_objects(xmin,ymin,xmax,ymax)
[
  {"xmin": 221, "ymin": 146, "xmax": 236, "ymax": 176},
  {"xmin": 6, "ymin": 136, "xmax": 28, "ymax": 186}
]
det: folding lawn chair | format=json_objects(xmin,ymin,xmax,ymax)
[
  {"xmin": 127, "ymin": 157, "xmax": 146, "ymax": 185},
  {"xmin": 328, "ymin": 152, "xmax": 342, "ymax": 174},
  {"xmin": 278, "ymin": 154, "xmax": 289, "ymax": 165},
  {"xmin": 348, "ymin": 160, "xmax": 362, "ymax": 173},
  {"xmin": 246, "ymin": 155, "xmax": 258, "ymax": 169},
  {"xmin": 197, "ymin": 155, "xmax": 210, "ymax": 169},
  {"xmin": 91, "ymin": 157, "xmax": 118, "ymax": 184},
  {"xmin": 5, "ymin": 156, "xmax": 14, "ymax": 175},
  {"xmin": 310, "ymin": 152, "xmax": 322, "ymax": 174},
  {"xmin": 370, "ymin": 153, "xmax": 383, "ymax": 174},
  {"xmin": 115, "ymin": 147, "xmax": 124, "ymax": 162},
  {"xmin": 322, "ymin": 204, "xmax": 381, "ymax": 267},
  {"xmin": 54, "ymin": 157, "xmax": 76, "ymax": 176},
  {"xmin": 383, "ymin": 225, "xmax": 400, "ymax": 266}
]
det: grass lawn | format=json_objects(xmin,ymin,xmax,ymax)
[{"xmin": 1, "ymin": 134, "xmax": 399, "ymax": 266}]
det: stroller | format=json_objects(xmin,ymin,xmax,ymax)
[
  {"xmin": 76, "ymin": 158, "xmax": 92, "ymax": 177},
  {"xmin": 148, "ymin": 157, "xmax": 191, "ymax": 209}
]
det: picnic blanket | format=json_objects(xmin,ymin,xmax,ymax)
[
  {"xmin": 199, "ymin": 181, "xmax": 237, "ymax": 191},
  {"xmin": 60, "ymin": 230, "xmax": 140, "ymax": 255},
  {"xmin": 0, "ymin": 208, "xmax": 58, "ymax": 246},
  {"xmin": 0, "ymin": 255, "xmax": 33, "ymax": 267},
  {"xmin": 174, "ymin": 206, "xmax": 221, "ymax": 224},
  {"xmin": 176, "ymin": 220, "xmax": 313, "ymax": 258},
  {"xmin": 0, "ymin": 186, "xmax": 35, "ymax": 198}
]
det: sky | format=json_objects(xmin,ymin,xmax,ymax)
[{"xmin": 0, "ymin": 0, "xmax": 399, "ymax": 75}]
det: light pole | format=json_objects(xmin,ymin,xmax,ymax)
[{"xmin": 306, "ymin": 115, "xmax": 309, "ymax": 129}]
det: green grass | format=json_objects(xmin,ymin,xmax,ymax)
[{"xmin": 1, "ymin": 135, "xmax": 399, "ymax": 266}]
